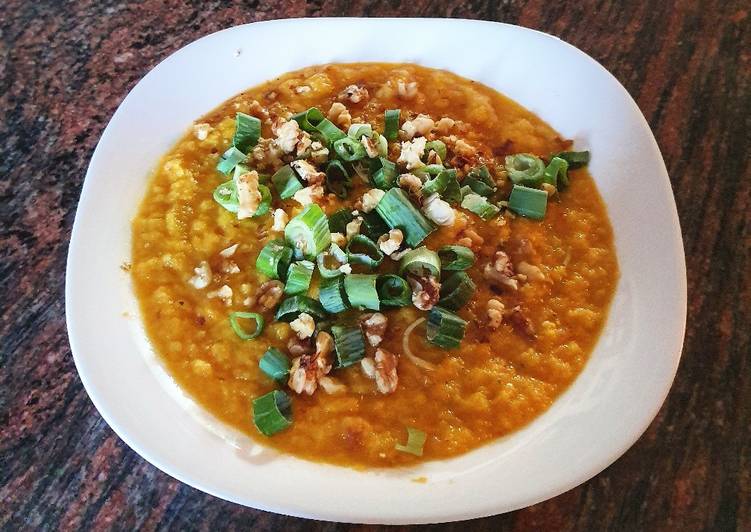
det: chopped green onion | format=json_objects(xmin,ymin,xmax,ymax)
[
  {"xmin": 254, "ymin": 184, "xmax": 272, "ymax": 218},
  {"xmin": 348, "ymin": 123, "xmax": 373, "ymax": 139},
  {"xmin": 426, "ymin": 306, "xmax": 467, "ymax": 349},
  {"xmin": 370, "ymin": 157, "xmax": 397, "ymax": 189},
  {"xmin": 384, "ymin": 109, "xmax": 400, "ymax": 141},
  {"xmin": 284, "ymin": 204, "xmax": 331, "ymax": 260},
  {"xmin": 438, "ymin": 272, "xmax": 476, "ymax": 311},
  {"xmin": 333, "ymin": 136, "xmax": 367, "ymax": 162},
  {"xmin": 360, "ymin": 211, "xmax": 390, "ymax": 241},
  {"xmin": 328, "ymin": 209, "xmax": 354, "ymax": 234},
  {"xmin": 233, "ymin": 112, "xmax": 262, "ymax": 153},
  {"xmin": 344, "ymin": 274, "xmax": 380, "ymax": 310},
  {"xmin": 228, "ymin": 312, "xmax": 264, "ymax": 340},
  {"xmin": 442, "ymin": 173, "xmax": 462, "ymax": 205},
  {"xmin": 319, "ymin": 276, "xmax": 350, "ymax": 313},
  {"xmin": 461, "ymin": 193, "xmax": 500, "ymax": 220},
  {"xmin": 272, "ymin": 164, "xmax": 303, "ymax": 200},
  {"xmin": 508, "ymin": 184, "xmax": 548, "ymax": 220},
  {"xmin": 543, "ymin": 156, "xmax": 569, "ymax": 188},
  {"xmin": 256, "ymin": 239, "xmax": 294, "ymax": 280},
  {"xmin": 425, "ymin": 140, "xmax": 447, "ymax": 161},
  {"xmin": 395, "ymin": 427, "xmax": 427, "ymax": 456},
  {"xmin": 275, "ymin": 295, "xmax": 328, "ymax": 322},
  {"xmin": 377, "ymin": 275, "xmax": 411, "ymax": 307},
  {"xmin": 460, "ymin": 185, "xmax": 473, "ymax": 198},
  {"xmin": 291, "ymin": 107, "xmax": 325, "ymax": 132},
  {"xmin": 438, "ymin": 245, "xmax": 475, "ymax": 271},
  {"xmin": 375, "ymin": 188, "xmax": 436, "ymax": 247},
  {"xmin": 252, "ymin": 390, "xmax": 292, "ymax": 436},
  {"xmin": 464, "ymin": 165, "xmax": 496, "ymax": 196},
  {"xmin": 258, "ymin": 347, "xmax": 291, "ymax": 381},
  {"xmin": 375, "ymin": 132, "xmax": 388, "ymax": 157},
  {"xmin": 325, "ymin": 160, "xmax": 352, "ymax": 199},
  {"xmin": 398, "ymin": 247, "xmax": 441, "ymax": 279},
  {"xmin": 330, "ymin": 242, "xmax": 348, "ymax": 263},
  {"xmin": 213, "ymin": 179, "xmax": 239, "ymax": 212},
  {"xmin": 317, "ymin": 247, "xmax": 346, "ymax": 279},
  {"xmin": 314, "ymin": 118, "xmax": 347, "ymax": 146},
  {"xmin": 216, "ymin": 146, "xmax": 247, "ymax": 175},
  {"xmin": 347, "ymin": 234, "xmax": 384, "ymax": 268},
  {"xmin": 331, "ymin": 324, "xmax": 366, "ymax": 368},
  {"xmin": 554, "ymin": 150, "xmax": 590, "ymax": 169},
  {"xmin": 422, "ymin": 168, "xmax": 455, "ymax": 196},
  {"xmin": 505, "ymin": 153, "xmax": 545, "ymax": 186},
  {"xmin": 413, "ymin": 164, "xmax": 445, "ymax": 178},
  {"xmin": 284, "ymin": 260, "xmax": 314, "ymax": 295}
]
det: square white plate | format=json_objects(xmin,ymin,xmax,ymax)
[{"xmin": 66, "ymin": 18, "xmax": 686, "ymax": 524}]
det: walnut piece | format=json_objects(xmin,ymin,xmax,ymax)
[
  {"xmin": 256, "ymin": 280, "xmax": 284, "ymax": 310},
  {"xmin": 483, "ymin": 251, "xmax": 518, "ymax": 290},
  {"xmin": 360, "ymin": 312, "xmax": 388, "ymax": 347},
  {"xmin": 408, "ymin": 274, "xmax": 441, "ymax": 311}
]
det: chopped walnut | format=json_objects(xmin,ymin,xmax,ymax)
[
  {"xmin": 293, "ymin": 184, "xmax": 324, "ymax": 206},
  {"xmin": 207, "ymin": 284, "xmax": 233, "ymax": 306},
  {"xmin": 434, "ymin": 117, "xmax": 455, "ymax": 135},
  {"xmin": 453, "ymin": 138, "xmax": 477, "ymax": 157},
  {"xmin": 287, "ymin": 331, "xmax": 335, "ymax": 395},
  {"xmin": 517, "ymin": 261, "xmax": 545, "ymax": 282},
  {"xmin": 377, "ymin": 229, "xmax": 404, "ymax": 256},
  {"xmin": 193, "ymin": 123, "xmax": 211, "ymax": 140},
  {"xmin": 256, "ymin": 280, "xmax": 284, "ymax": 310},
  {"xmin": 272, "ymin": 209, "xmax": 288, "ymax": 232},
  {"xmin": 248, "ymin": 100, "xmax": 270, "ymax": 121},
  {"xmin": 507, "ymin": 306, "xmax": 535, "ymax": 338},
  {"xmin": 390, "ymin": 247, "xmax": 412, "ymax": 261},
  {"xmin": 397, "ymin": 137, "xmax": 427, "ymax": 170},
  {"xmin": 309, "ymin": 141, "xmax": 330, "ymax": 164},
  {"xmin": 251, "ymin": 138, "xmax": 284, "ymax": 171},
  {"xmin": 290, "ymin": 312, "xmax": 316, "ymax": 339},
  {"xmin": 422, "ymin": 194, "xmax": 455, "ymax": 226},
  {"xmin": 337, "ymin": 84, "xmax": 369, "ymax": 104},
  {"xmin": 345, "ymin": 216, "xmax": 363, "ymax": 240},
  {"xmin": 272, "ymin": 118, "xmax": 305, "ymax": 154},
  {"xmin": 318, "ymin": 376, "xmax": 346, "ymax": 394},
  {"xmin": 397, "ymin": 80, "xmax": 418, "ymax": 100},
  {"xmin": 400, "ymin": 114, "xmax": 434, "ymax": 140},
  {"xmin": 327, "ymin": 102, "xmax": 351, "ymax": 129},
  {"xmin": 188, "ymin": 261, "xmax": 212, "ymax": 289},
  {"xmin": 487, "ymin": 299, "xmax": 505, "ymax": 329},
  {"xmin": 408, "ymin": 274, "xmax": 441, "ymax": 311},
  {"xmin": 398, "ymin": 173, "xmax": 424, "ymax": 197},
  {"xmin": 361, "ymin": 135, "xmax": 380, "ymax": 158},
  {"xmin": 360, "ymin": 312, "xmax": 388, "ymax": 347},
  {"xmin": 290, "ymin": 159, "xmax": 325, "ymax": 185},
  {"xmin": 426, "ymin": 149, "xmax": 442, "ymax": 166},
  {"xmin": 541, "ymin": 183, "xmax": 557, "ymax": 197},
  {"xmin": 288, "ymin": 336, "xmax": 315, "ymax": 357},
  {"xmin": 457, "ymin": 228, "xmax": 485, "ymax": 249},
  {"xmin": 330, "ymin": 232, "xmax": 347, "ymax": 247},
  {"xmin": 373, "ymin": 348, "xmax": 398, "ymax": 394},
  {"xmin": 361, "ymin": 189, "xmax": 385, "ymax": 213},
  {"xmin": 483, "ymin": 251, "xmax": 518, "ymax": 290}
]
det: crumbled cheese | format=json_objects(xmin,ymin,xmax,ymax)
[
  {"xmin": 377, "ymin": 229, "xmax": 403, "ymax": 256},
  {"xmin": 309, "ymin": 141, "xmax": 330, "ymax": 164},
  {"xmin": 397, "ymin": 137, "xmax": 427, "ymax": 170},
  {"xmin": 318, "ymin": 376, "xmax": 346, "ymax": 394},
  {"xmin": 290, "ymin": 159, "xmax": 325, "ymax": 184},
  {"xmin": 293, "ymin": 184, "xmax": 324, "ymax": 206},
  {"xmin": 453, "ymin": 138, "xmax": 476, "ymax": 157},
  {"xmin": 338, "ymin": 263, "xmax": 352, "ymax": 274},
  {"xmin": 327, "ymin": 102, "xmax": 351, "ymax": 129},
  {"xmin": 222, "ymin": 261, "xmax": 240, "ymax": 274},
  {"xmin": 295, "ymin": 85, "xmax": 311, "ymax": 94},
  {"xmin": 435, "ymin": 117, "xmax": 455, "ymax": 134},
  {"xmin": 234, "ymin": 170, "xmax": 262, "ymax": 220},
  {"xmin": 272, "ymin": 209, "xmax": 288, "ymax": 232},
  {"xmin": 517, "ymin": 261, "xmax": 546, "ymax": 282},
  {"xmin": 422, "ymin": 193, "xmax": 456, "ymax": 226},
  {"xmin": 360, "ymin": 189, "xmax": 385, "ymax": 213},
  {"xmin": 188, "ymin": 261, "xmax": 212, "ymax": 289},
  {"xmin": 193, "ymin": 123, "xmax": 212, "ymax": 140},
  {"xmin": 397, "ymin": 80, "xmax": 418, "ymax": 100},
  {"xmin": 400, "ymin": 114, "xmax": 434, "ymax": 140},
  {"xmin": 338, "ymin": 84, "xmax": 369, "ymax": 104},
  {"xmin": 398, "ymin": 173, "xmax": 423, "ymax": 196},
  {"xmin": 207, "ymin": 284, "xmax": 233, "ymax": 306},
  {"xmin": 345, "ymin": 216, "xmax": 363, "ymax": 240},
  {"xmin": 219, "ymin": 244, "xmax": 238, "ymax": 258},
  {"xmin": 330, "ymin": 232, "xmax": 347, "ymax": 247},
  {"xmin": 274, "ymin": 119, "xmax": 302, "ymax": 153},
  {"xmin": 290, "ymin": 312, "xmax": 315, "ymax": 339}
]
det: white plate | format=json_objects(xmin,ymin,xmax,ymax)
[{"xmin": 66, "ymin": 18, "xmax": 686, "ymax": 524}]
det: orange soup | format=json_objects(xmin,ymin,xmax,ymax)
[{"xmin": 131, "ymin": 63, "xmax": 618, "ymax": 467}]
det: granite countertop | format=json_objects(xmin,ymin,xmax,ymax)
[{"xmin": 1, "ymin": 1, "xmax": 749, "ymax": 530}]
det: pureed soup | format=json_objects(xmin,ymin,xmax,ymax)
[{"xmin": 131, "ymin": 63, "xmax": 618, "ymax": 467}]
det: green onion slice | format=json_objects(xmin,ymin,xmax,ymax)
[
  {"xmin": 272, "ymin": 164, "xmax": 304, "ymax": 200},
  {"xmin": 442, "ymin": 173, "xmax": 462, "ymax": 205},
  {"xmin": 348, "ymin": 123, "xmax": 373, "ymax": 139},
  {"xmin": 291, "ymin": 107, "xmax": 325, "ymax": 132},
  {"xmin": 328, "ymin": 209, "xmax": 354, "ymax": 234},
  {"xmin": 331, "ymin": 324, "xmax": 366, "ymax": 368},
  {"xmin": 384, "ymin": 109, "xmax": 400, "ymax": 141},
  {"xmin": 370, "ymin": 157, "xmax": 397, "ymax": 189},
  {"xmin": 317, "ymin": 248, "xmax": 346, "ymax": 279},
  {"xmin": 275, "ymin": 295, "xmax": 328, "ymax": 322},
  {"xmin": 256, "ymin": 239, "xmax": 294, "ymax": 280},
  {"xmin": 461, "ymin": 193, "xmax": 500, "ymax": 220},
  {"xmin": 395, "ymin": 427, "xmax": 427, "ymax": 456},
  {"xmin": 333, "ymin": 136, "xmax": 367, "ymax": 162},
  {"xmin": 438, "ymin": 245, "xmax": 475, "ymax": 271},
  {"xmin": 258, "ymin": 347, "xmax": 291, "ymax": 381},
  {"xmin": 284, "ymin": 260, "xmax": 315, "ymax": 295},
  {"xmin": 505, "ymin": 153, "xmax": 545, "ymax": 186},
  {"xmin": 375, "ymin": 188, "xmax": 436, "ymax": 247},
  {"xmin": 508, "ymin": 184, "xmax": 548, "ymax": 220},
  {"xmin": 426, "ymin": 306, "xmax": 467, "ymax": 349},
  {"xmin": 216, "ymin": 146, "xmax": 247, "ymax": 175},
  {"xmin": 252, "ymin": 390, "xmax": 292, "ymax": 436},
  {"xmin": 375, "ymin": 133, "xmax": 388, "ymax": 157},
  {"xmin": 464, "ymin": 165, "xmax": 496, "ymax": 196},
  {"xmin": 425, "ymin": 139, "xmax": 447, "ymax": 161},
  {"xmin": 554, "ymin": 150, "xmax": 590, "ymax": 169},
  {"xmin": 319, "ymin": 276, "xmax": 350, "ymax": 313},
  {"xmin": 344, "ymin": 274, "xmax": 380, "ymax": 310},
  {"xmin": 438, "ymin": 272, "xmax": 476, "ymax": 311},
  {"xmin": 213, "ymin": 179, "xmax": 239, "ymax": 213},
  {"xmin": 228, "ymin": 312, "xmax": 264, "ymax": 340},
  {"xmin": 543, "ymin": 156, "xmax": 569, "ymax": 188},
  {"xmin": 254, "ymin": 184, "xmax": 272, "ymax": 218},
  {"xmin": 346, "ymin": 234, "xmax": 384, "ymax": 269},
  {"xmin": 233, "ymin": 112, "xmax": 262, "ymax": 153},
  {"xmin": 325, "ymin": 160, "xmax": 352, "ymax": 199},
  {"xmin": 376, "ymin": 275, "xmax": 411, "ymax": 307},
  {"xmin": 422, "ymin": 168, "xmax": 455, "ymax": 196},
  {"xmin": 360, "ymin": 211, "xmax": 390, "ymax": 241},
  {"xmin": 398, "ymin": 246, "xmax": 441, "ymax": 279},
  {"xmin": 314, "ymin": 118, "xmax": 347, "ymax": 146},
  {"xmin": 284, "ymin": 204, "xmax": 331, "ymax": 260}
]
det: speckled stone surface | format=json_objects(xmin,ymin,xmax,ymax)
[{"xmin": 1, "ymin": 1, "xmax": 749, "ymax": 530}]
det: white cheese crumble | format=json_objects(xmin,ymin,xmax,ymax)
[
  {"xmin": 293, "ymin": 184, "xmax": 324, "ymax": 206},
  {"xmin": 272, "ymin": 209, "xmax": 289, "ymax": 232},
  {"xmin": 397, "ymin": 137, "xmax": 426, "ymax": 170},
  {"xmin": 193, "ymin": 123, "xmax": 212, "ymax": 141},
  {"xmin": 290, "ymin": 312, "xmax": 315, "ymax": 339},
  {"xmin": 207, "ymin": 284, "xmax": 233, "ymax": 305},
  {"xmin": 360, "ymin": 189, "xmax": 385, "ymax": 213},
  {"xmin": 422, "ymin": 193, "xmax": 456, "ymax": 226},
  {"xmin": 234, "ymin": 170, "xmax": 261, "ymax": 220},
  {"xmin": 219, "ymin": 244, "xmax": 238, "ymax": 258},
  {"xmin": 188, "ymin": 261, "xmax": 212, "ymax": 289}
]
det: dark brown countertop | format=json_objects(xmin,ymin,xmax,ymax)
[{"xmin": 1, "ymin": 1, "xmax": 749, "ymax": 530}]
